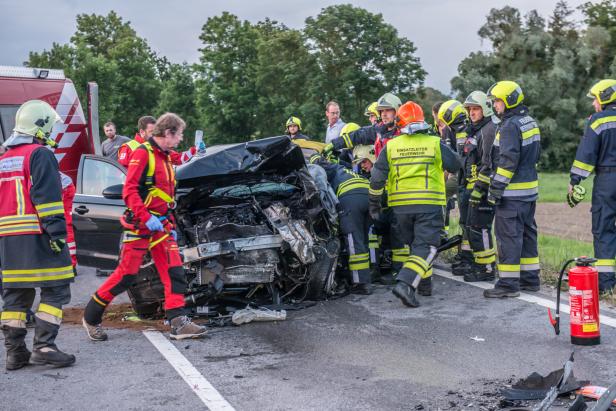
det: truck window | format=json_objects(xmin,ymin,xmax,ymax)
[
  {"xmin": 0, "ymin": 105, "xmax": 19, "ymax": 143},
  {"xmin": 82, "ymin": 158, "xmax": 126, "ymax": 196}
]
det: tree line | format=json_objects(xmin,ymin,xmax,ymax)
[{"xmin": 26, "ymin": 1, "xmax": 616, "ymax": 170}]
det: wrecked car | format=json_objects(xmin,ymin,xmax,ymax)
[{"xmin": 72, "ymin": 136, "xmax": 340, "ymax": 318}]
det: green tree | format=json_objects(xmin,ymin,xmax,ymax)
[{"xmin": 27, "ymin": 11, "xmax": 162, "ymax": 135}]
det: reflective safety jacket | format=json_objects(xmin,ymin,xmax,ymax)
[
  {"xmin": 369, "ymin": 133, "xmax": 461, "ymax": 209},
  {"xmin": 489, "ymin": 105, "xmax": 541, "ymax": 202},
  {"xmin": 0, "ymin": 144, "xmax": 66, "ymax": 238},
  {"xmin": 463, "ymin": 117, "xmax": 497, "ymax": 192},
  {"xmin": 570, "ymin": 104, "xmax": 616, "ymax": 185},
  {"xmin": 118, "ymin": 132, "xmax": 196, "ymax": 168},
  {"xmin": 0, "ymin": 142, "xmax": 73, "ymax": 288},
  {"xmin": 331, "ymin": 122, "xmax": 400, "ymax": 159},
  {"xmin": 314, "ymin": 159, "xmax": 369, "ymax": 197},
  {"xmin": 124, "ymin": 138, "xmax": 176, "ymax": 230}
]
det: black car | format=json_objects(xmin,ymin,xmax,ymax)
[{"xmin": 73, "ymin": 136, "xmax": 340, "ymax": 317}]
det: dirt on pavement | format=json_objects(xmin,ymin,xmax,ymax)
[{"xmin": 535, "ymin": 202, "xmax": 592, "ymax": 242}]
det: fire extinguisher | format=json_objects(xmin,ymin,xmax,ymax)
[{"xmin": 548, "ymin": 257, "xmax": 601, "ymax": 346}]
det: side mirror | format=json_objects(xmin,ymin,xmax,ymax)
[{"xmin": 102, "ymin": 184, "xmax": 123, "ymax": 200}]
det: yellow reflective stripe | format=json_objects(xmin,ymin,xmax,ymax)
[
  {"xmin": 0, "ymin": 311, "xmax": 27, "ymax": 321},
  {"xmin": 349, "ymin": 253, "xmax": 370, "ymax": 261},
  {"xmin": 369, "ymin": 188, "xmax": 383, "ymax": 196},
  {"xmin": 92, "ymin": 294, "xmax": 108, "ymax": 307},
  {"xmin": 466, "ymin": 182, "xmax": 475, "ymax": 189},
  {"xmin": 477, "ymin": 174, "xmax": 490, "ymax": 184},
  {"xmin": 337, "ymin": 179, "xmax": 369, "ymax": 196},
  {"xmin": 507, "ymin": 180, "xmax": 538, "ymax": 190},
  {"xmin": 38, "ymin": 303, "xmax": 63, "ymax": 319},
  {"xmin": 496, "ymin": 167, "xmax": 513, "ymax": 179},
  {"xmin": 497, "ymin": 264, "xmax": 520, "ymax": 272},
  {"xmin": 1, "ymin": 265, "xmax": 74, "ymax": 283},
  {"xmin": 0, "ymin": 214, "xmax": 39, "ymax": 226},
  {"xmin": 520, "ymin": 257, "xmax": 539, "ymax": 265},
  {"xmin": 474, "ymin": 248, "xmax": 496, "ymax": 258},
  {"xmin": 15, "ymin": 179, "xmax": 24, "ymax": 215},
  {"xmin": 590, "ymin": 115, "xmax": 616, "ymax": 131},
  {"xmin": 409, "ymin": 255, "xmax": 429, "ymax": 271},
  {"xmin": 572, "ymin": 160, "xmax": 594, "ymax": 173},
  {"xmin": 35, "ymin": 201, "xmax": 64, "ymax": 218},
  {"xmin": 403, "ymin": 260, "xmax": 425, "ymax": 275},
  {"xmin": 149, "ymin": 233, "xmax": 169, "ymax": 249},
  {"xmin": 126, "ymin": 139, "xmax": 141, "ymax": 150},
  {"xmin": 595, "ymin": 259, "xmax": 615, "ymax": 266},
  {"xmin": 475, "ymin": 255, "xmax": 496, "ymax": 264},
  {"xmin": 0, "ymin": 224, "xmax": 41, "ymax": 234},
  {"xmin": 521, "ymin": 127, "xmax": 540, "ymax": 139},
  {"xmin": 148, "ymin": 187, "xmax": 174, "ymax": 203}
]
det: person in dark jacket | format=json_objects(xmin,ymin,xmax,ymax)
[
  {"xmin": 569, "ymin": 79, "xmax": 616, "ymax": 292},
  {"xmin": 484, "ymin": 81, "xmax": 541, "ymax": 298}
]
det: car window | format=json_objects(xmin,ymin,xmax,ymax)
[
  {"xmin": 82, "ymin": 158, "xmax": 125, "ymax": 196},
  {"xmin": 0, "ymin": 105, "xmax": 19, "ymax": 143}
]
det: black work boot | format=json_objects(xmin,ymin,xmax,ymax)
[
  {"xmin": 452, "ymin": 261, "xmax": 472, "ymax": 277},
  {"xmin": 520, "ymin": 284, "xmax": 540, "ymax": 292},
  {"xmin": 392, "ymin": 281, "xmax": 420, "ymax": 307},
  {"xmin": 483, "ymin": 287, "xmax": 520, "ymax": 298},
  {"xmin": 417, "ymin": 277, "xmax": 432, "ymax": 296},
  {"xmin": 31, "ymin": 318, "xmax": 75, "ymax": 368},
  {"xmin": 463, "ymin": 263, "xmax": 495, "ymax": 282},
  {"xmin": 3, "ymin": 326, "xmax": 31, "ymax": 371},
  {"xmin": 376, "ymin": 271, "xmax": 396, "ymax": 285},
  {"xmin": 351, "ymin": 283, "xmax": 373, "ymax": 295}
]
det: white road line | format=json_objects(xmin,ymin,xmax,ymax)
[
  {"xmin": 143, "ymin": 331, "xmax": 236, "ymax": 411},
  {"xmin": 433, "ymin": 267, "xmax": 616, "ymax": 329}
]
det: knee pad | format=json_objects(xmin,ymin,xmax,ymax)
[
  {"xmin": 108, "ymin": 274, "xmax": 137, "ymax": 296},
  {"xmin": 168, "ymin": 266, "xmax": 187, "ymax": 294}
]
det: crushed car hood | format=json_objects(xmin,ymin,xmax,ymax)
[{"xmin": 175, "ymin": 136, "xmax": 306, "ymax": 188}]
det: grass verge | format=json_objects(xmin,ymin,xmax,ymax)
[{"xmin": 538, "ymin": 172, "xmax": 593, "ymax": 203}]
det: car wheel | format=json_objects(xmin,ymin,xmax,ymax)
[{"xmin": 306, "ymin": 237, "xmax": 340, "ymax": 300}]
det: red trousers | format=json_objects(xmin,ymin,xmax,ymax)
[{"xmin": 96, "ymin": 231, "xmax": 186, "ymax": 312}]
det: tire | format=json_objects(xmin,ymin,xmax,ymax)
[
  {"xmin": 126, "ymin": 263, "xmax": 166, "ymax": 319},
  {"xmin": 306, "ymin": 237, "xmax": 340, "ymax": 300}
]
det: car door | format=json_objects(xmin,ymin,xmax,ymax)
[{"xmin": 72, "ymin": 155, "xmax": 126, "ymax": 269}]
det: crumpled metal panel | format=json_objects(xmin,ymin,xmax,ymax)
[{"xmin": 263, "ymin": 203, "xmax": 315, "ymax": 264}]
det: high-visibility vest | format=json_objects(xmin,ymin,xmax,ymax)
[
  {"xmin": 386, "ymin": 133, "xmax": 446, "ymax": 207},
  {"xmin": 0, "ymin": 144, "xmax": 63, "ymax": 236},
  {"xmin": 140, "ymin": 141, "xmax": 175, "ymax": 207}
]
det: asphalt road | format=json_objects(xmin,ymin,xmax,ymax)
[{"xmin": 2, "ymin": 265, "xmax": 616, "ymax": 411}]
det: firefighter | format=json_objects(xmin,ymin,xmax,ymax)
[
  {"xmin": 370, "ymin": 101, "xmax": 461, "ymax": 306},
  {"xmin": 118, "ymin": 115, "xmax": 202, "ymax": 168},
  {"xmin": 484, "ymin": 81, "xmax": 541, "ymax": 298},
  {"xmin": 438, "ymin": 100, "xmax": 473, "ymax": 276},
  {"xmin": 312, "ymin": 153, "xmax": 372, "ymax": 294},
  {"xmin": 285, "ymin": 116, "xmax": 311, "ymax": 140},
  {"xmin": 83, "ymin": 113, "xmax": 207, "ymax": 341},
  {"xmin": 569, "ymin": 79, "xmax": 616, "ymax": 292},
  {"xmin": 59, "ymin": 172, "xmax": 77, "ymax": 269},
  {"xmin": 462, "ymin": 91, "xmax": 498, "ymax": 282},
  {"xmin": 0, "ymin": 100, "xmax": 76, "ymax": 370},
  {"xmin": 364, "ymin": 102, "xmax": 380, "ymax": 126}
]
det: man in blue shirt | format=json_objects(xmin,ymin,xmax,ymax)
[{"xmin": 325, "ymin": 101, "xmax": 346, "ymax": 143}]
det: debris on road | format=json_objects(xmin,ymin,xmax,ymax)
[
  {"xmin": 576, "ymin": 386, "xmax": 616, "ymax": 406},
  {"xmin": 232, "ymin": 307, "xmax": 287, "ymax": 325},
  {"xmin": 470, "ymin": 336, "xmax": 485, "ymax": 342}
]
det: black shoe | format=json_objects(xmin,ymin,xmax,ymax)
[
  {"xmin": 351, "ymin": 283, "xmax": 373, "ymax": 295},
  {"xmin": 6, "ymin": 348, "xmax": 31, "ymax": 371},
  {"xmin": 417, "ymin": 277, "xmax": 432, "ymax": 296},
  {"xmin": 376, "ymin": 272, "xmax": 396, "ymax": 285},
  {"xmin": 463, "ymin": 265, "xmax": 495, "ymax": 282},
  {"xmin": 30, "ymin": 347, "xmax": 76, "ymax": 368},
  {"xmin": 452, "ymin": 262, "xmax": 471, "ymax": 277},
  {"xmin": 520, "ymin": 284, "xmax": 540, "ymax": 292},
  {"xmin": 483, "ymin": 287, "xmax": 520, "ymax": 298},
  {"xmin": 392, "ymin": 282, "xmax": 420, "ymax": 307}
]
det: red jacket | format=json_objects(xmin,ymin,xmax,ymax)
[
  {"xmin": 123, "ymin": 138, "xmax": 176, "ymax": 228},
  {"xmin": 60, "ymin": 172, "xmax": 77, "ymax": 267},
  {"xmin": 118, "ymin": 133, "xmax": 196, "ymax": 168}
]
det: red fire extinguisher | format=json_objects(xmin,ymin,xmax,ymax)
[{"xmin": 548, "ymin": 257, "xmax": 601, "ymax": 345}]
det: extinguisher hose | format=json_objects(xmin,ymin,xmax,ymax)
[{"xmin": 550, "ymin": 258, "xmax": 576, "ymax": 335}]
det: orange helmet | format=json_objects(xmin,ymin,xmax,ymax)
[{"xmin": 396, "ymin": 101, "xmax": 424, "ymax": 128}]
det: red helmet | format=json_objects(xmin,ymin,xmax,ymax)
[{"xmin": 396, "ymin": 101, "xmax": 425, "ymax": 128}]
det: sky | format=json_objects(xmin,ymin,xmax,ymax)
[{"xmin": 1, "ymin": 0, "xmax": 588, "ymax": 94}]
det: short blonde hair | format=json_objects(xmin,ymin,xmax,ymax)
[{"xmin": 153, "ymin": 113, "xmax": 186, "ymax": 137}]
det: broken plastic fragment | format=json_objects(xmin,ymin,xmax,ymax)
[
  {"xmin": 232, "ymin": 307, "xmax": 287, "ymax": 325},
  {"xmin": 470, "ymin": 336, "xmax": 485, "ymax": 342}
]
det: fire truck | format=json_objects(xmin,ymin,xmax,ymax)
[{"xmin": 0, "ymin": 65, "xmax": 100, "ymax": 181}]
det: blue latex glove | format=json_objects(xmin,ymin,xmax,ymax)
[
  {"xmin": 197, "ymin": 141, "xmax": 206, "ymax": 153},
  {"xmin": 170, "ymin": 230, "xmax": 177, "ymax": 241},
  {"xmin": 145, "ymin": 215, "xmax": 164, "ymax": 232}
]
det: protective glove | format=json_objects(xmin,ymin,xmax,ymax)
[
  {"xmin": 487, "ymin": 192, "xmax": 499, "ymax": 207},
  {"xmin": 170, "ymin": 230, "xmax": 178, "ymax": 242},
  {"xmin": 468, "ymin": 188, "xmax": 483, "ymax": 207},
  {"xmin": 145, "ymin": 215, "xmax": 164, "ymax": 232},
  {"xmin": 49, "ymin": 238, "xmax": 66, "ymax": 254},
  {"xmin": 369, "ymin": 195, "xmax": 382, "ymax": 221},
  {"xmin": 197, "ymin": 141, "xmax": 206, "ymax": 153},
  {"xmin": 567, "ymin": 185, "xmax": 586, "ymax": 208},
  {"xmin": 323, "ymin": 143, "xmax": 334, "ymax": 155}
]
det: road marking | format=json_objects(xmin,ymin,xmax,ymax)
[
  {"xmin": 143, "ymin": 331, "xmax": 236, "ymax": 411},
  {"xmin": 433, "ymin": 267, "xmax": 616, "ymax": 329}
]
